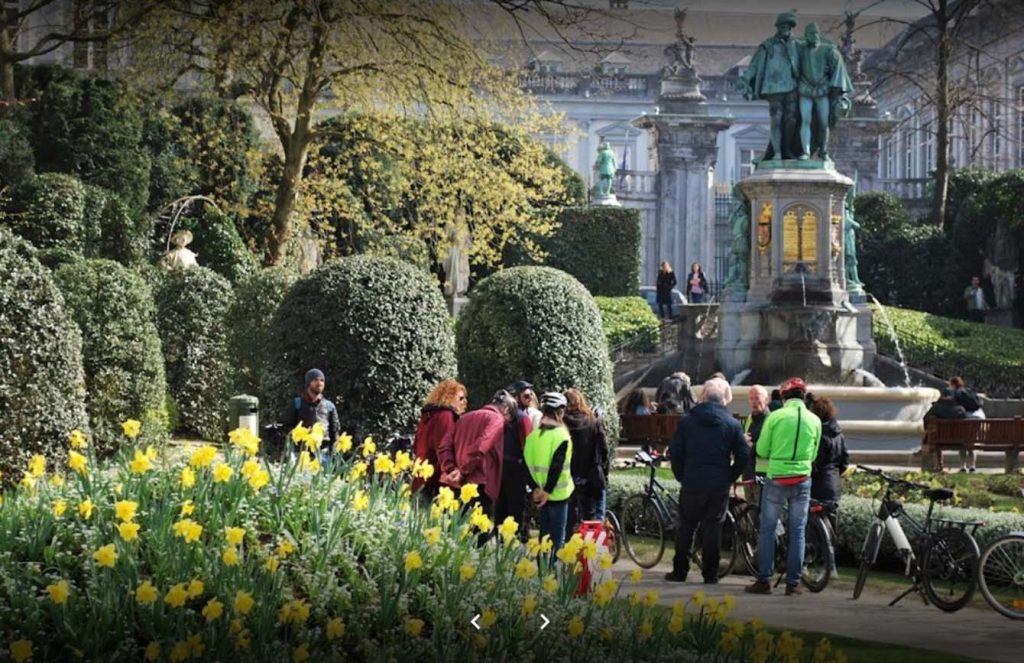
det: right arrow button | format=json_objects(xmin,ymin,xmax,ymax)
[{"xmin": 540, "ymin": 614, "xmax": 550, "ymax": 630}]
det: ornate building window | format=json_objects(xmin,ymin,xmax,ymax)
[
  {"xmin": 920, "ymin": 118, "xmax": 934, "ymax": 175},
  {"xmin": 739, "ymin": 147, "xmax": 758, "ymax": 179},
  {"xmin": 1019, "ymin": 86, "xmax": 1024, "ymax": 167},
  {"xmin": 900, "ymin": 116, "xmax": 915, "ymax": 178},
  {"xmin": 884, "ymin": 135, "xmax": 896, "ymax": 178},
  {"xmin": 3, "ymin": 0, "xmax": 19, "ymax": 45},
  {"xmin": 70, "ymin": 2, "xmax": 109, "ymax": 70}
]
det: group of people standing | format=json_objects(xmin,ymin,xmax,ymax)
[
  {"xmin": 656, "ymin": 261, "xmax": 710, "ymax": 319},
  {"xmin": 413, "ymin": 379, "xmax": 610, "ymax": 554},
  {"xmin": 924, "ymin": 375, "xmax": 987, "ymax": 472},
  {"xmin": 666, "ymin": 376, "xmax": 848, "ymax": 596}
]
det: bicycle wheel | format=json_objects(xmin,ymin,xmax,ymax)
[
  {"xmin": 978, "ymin": 533, "xmax": 1024, "ymax": 620},
  {"xmin": 689, "ymin": 510, "xmax": 739, "ymax": 579},
  {"xmin": 853, "ymin": 521, "xmax": 883, "ymax": 600},
  {"xmin": 604, "ymin": 510, "xmax": 623, "ymax": 564},
  {"xmin": 922, "ymin": 527, "xmax": 980, "ymax": 612},
  {"xmin": 735, "ymin": 503, "xmax": 760, "ymax": 576},
  {"xmin": 620, "ymin": 494, "xmax": 666, "ymax": 569},
  {"xmin": 801, "ymin": 514, "xmax": 832, "ymax": 593}
]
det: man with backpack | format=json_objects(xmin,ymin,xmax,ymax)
[{"xmin": 283, "ymin": 368, "xmax": 341, "ymax": 454}]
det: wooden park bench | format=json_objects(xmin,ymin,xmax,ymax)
[
  {"xmin": 619, "ymin": 414, "xmax": 681, "ymax": 451},
  {"xmin": 921, "ymin": 417, "xmax": 1024, "ymax": 472}
]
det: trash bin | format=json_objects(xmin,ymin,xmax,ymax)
[{"xmin": 228, "ymin": 394, "xmax": 259, "ymax": 436}]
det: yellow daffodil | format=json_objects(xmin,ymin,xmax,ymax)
[
  {"xmin": 180, "ymin": 466, "xmax": 196, "ymax": 488},
  {"xmin": 361, "ymin": 436, "xmax": 376, "ymax": 457},
  {"xmin": 121, "ymin": 419, "xmax": 142, "ymax": 439},
  {"xmin": 629, "ymin": 569, "xmax": 643, "ymax": 583},
  {"xmin": 186, "ymin": 633, "xmax": 203, "ymax": 657},
  {"xmin": 480, "ymin": 609, "xmax": 497, "ymax": 629},
  {"xmin": 247, "ymin": 468, "xmax": 270, "ymax": 492},
  {"xmin": 542, "ymin": 574, "xmax": 558, "ymax": 593},
  {"xmin": 189, "ymin": 445, "xmax": 217, "ymax": 468},
  {"xmin": 640, "ymin": 620, "xmax": 654, "ymax": 640},
  {"xmin": 334, "ymin": 432, "xmax": 353, "ymax": 453},
  {"xmin": 459, "ymin": 563, "xmax": 476, "ymax": 582},
  {"xmin": 233, "ymin": 590, "xmax": 254, "ymax": 615},
  {"xmin": 423, "ymin": 527, "xmax": 442, "ymax": 546},
  {"xmin": 114, "ymin": 500, "xmax": 138, "ymax": 523},
  {"xmin": 20, "ymin": 472, "xmax": 36, "ymax": 492},
  {"xmin": 279, "ymin": 598, "xmax": 311, "ymax": 625},
  {"xmin": 186, "ymin": 579, "xmax": 204, "ymax": 598},
  {"xmin": 135, "ymin": 581, "xmax": 158, "ymax": 605},
  {"xmin": 567, "ymin": 616, "xmax": 585, "ymax": 638},
  {"xmin": 67, "ymin": 450, "xmax": 88, "ymax": 476},
  {"xmin": 293, "ymin": 643, "xmax": 310, "ymax": 663},
  {"xmin": 460, "ymin": 483, "xmax": 479, "ymax": 504},
  {"xmin": 69, "ymin": 429, "xmax": 88, "ymax": 449},
  {"xmin": 497, "ymin": 516, "xmax": 518, "ymax": 544},
  {"xmin": 405, "ymin": 617, "xmax": 424, "ymax": 637},
  {"xmin": 306, "ymin": 423, "xmax": 325, "ymax": 452},
  {"xmin": 644, "ymin": 590, "xmax": 660, "ymax": 607},
  {"xmin": 180, "ymin": 500, "xmax": 194, "ymax": 516},
  {"xmin": 352, "ymin": 490, "xmax": 369, "ymax": 511},
  {"xmin": 78, "ymin": 498, "xmax": 94, "ymax": 520},
  {"xmin": 668, "ymin": 615, "xmax": 685, "ymax": 635},
  {"xmin": 373, "ymin": 454, "xmax": 394, "ymax": 475},
  {"xmin": 172, "ymin": 518, "xmax": 203, "ymax": 543},
  {"xmin": 277, "ymin": 540, "xmax": 295, "ymax": 557},
  {"xmin": 412, "ymin": 459, "xmax": 434, "ymax": 479},
  {"xmin": 394, "ymin": 450, "xmax": 413, "ymax": 472},
  {"xmin": 118, "ymin": 522, "xmax": 141, "ymax": 542},
  {"xmin": 202, "ymin": 598, "xmax": 224, "ymax": 622},
  {"xmin": 264, "ymin": 556, "xmax": 281, "ymax": 572},
  {"xmin": 598, "ymin": 552, "xmax": 613, "ymax": 571},
  {"xmin": 222, "ymin": 547, "xmax": 240, "ymax": 566},
  {"xmin": 225, "ymin": 526, "xmax": 245, "ymax": 545},
  {"xmin": 28, "ymin": 454, "xmax": 46, "ymax": 477},
  {"xmin": 48, "ymin": 473, "xmax": 64, "ymax": 487},
  {"xmin": 348, "ymin": 461, "xmax": 368, "ymax": 481},
  {"xmin": 290, "ymin": 422, "xmax": 310, "ymax": 446},
  {"xmin": 144, "ymin": 642, "xmax": 160, "ymax": 662},
  {"xmin": 325, "ymin": 618, "xmax": 346, "ymax": 639},
  {"xmin": 691, "ymin": 590, "xmax": 706, "ymax": 607},
  {"xmin": 169, "ymin": 640, "xmax": 189, "ymax": 663},
  {"xmin": 92, "ymin": 544, "xmax": 118, "ymax": 568},
  {"xmin": 514, "ymin": 557, "xmax": 537, "ymax": 580},
  {"xmin": 52, "ymin": 499, "xmax": 67, "ymax": 517},
  {"xmin": 212, "ymin": 462, "xmax": 234, "ymax": 482},
  {"xmin": 228, "ymin": 427, "xmax": 260, "ymax": 456},
  {"xmin": 129, "ymin": 450, "xmax": 153, "ymax": 475},
  {"xmin": 46, "ymin": 579, "xmax": 70, "ymax": 604},
  {"xmin": 164, "ymin": 583, "xmax": 188, "ymax": 608},
  {"xmin": 522, "ymin": 593, "xmax": 538, "ymax": 616},
  {"xmin": 404, "ymin": 550, "xmax": 424, "ymax": 573},
  {"xmin": 9, "ymin": 640, "xmax": 33, "ymax": 663}
]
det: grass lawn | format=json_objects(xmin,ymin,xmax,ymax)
[{"xmin": 765, "ymin": 626, "xmax": 987, "ymax": 663}]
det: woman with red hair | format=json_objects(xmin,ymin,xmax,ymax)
[{"xmin": 413, "ymin": 379, "xmax": 467, "ymax": 496}]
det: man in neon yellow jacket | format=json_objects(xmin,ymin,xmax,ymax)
[
  {"xmin": 524, "ymin": 392, "xmax": 574, "ymax": 555},
  {"xmin": 746, "ymin": 377, "xmax": 821, "ymax": 596}
]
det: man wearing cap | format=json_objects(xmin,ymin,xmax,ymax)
[
  {"xmin": 739, "ymin": 12, "xmax": 802, "ymax": 161},
  {"xmin": 509, "ymin": 379, "xmax": 543, "ymax": 430},
  {"xmin": 746, "ymin": 377, "xmax": 821, "ymax": 596},
  {"xmin": 284, "ymin": 368, "xmax": 341, "ymax": 452}
]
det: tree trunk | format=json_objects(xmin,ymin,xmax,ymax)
[
  {"xmin": 267, "ymin": 134, "xmax": 311, "ymax": 266},
  {"xmin": 0, "ymin": 33, "xmax": 15, "ymax": 100},
  {"xmin": 932, "ymin": 0, "xmax": 951, "ymax": 231}
]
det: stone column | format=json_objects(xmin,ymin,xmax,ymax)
[{"xmin": 831, "ymin": 115, "xmax": 896, "ymax": 193}]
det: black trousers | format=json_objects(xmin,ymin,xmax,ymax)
[
  {"xmin": 495, "ymin": 459, "xmax": 529, "ymax": 542},
  {"xmin": 672, "ymin": 486, "xmax": 730, "ymax": 580}
]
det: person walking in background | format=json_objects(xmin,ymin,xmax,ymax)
[
  {"xmin": 622, "ymin": 389, "xmax": 653, "ymax": 416},
  {"xmin": 922, "ymin": 388, "xmax": 967, "ymax": 473},
  {"xmin": 746, "ymin": 377, "xmax": 821, "ymax": 596},
  {"xmin": 685, "ymin": 262, "xmax": 709, "ymax": 303},
  {"xmin": 949, "ymin": 375, "xmax": 983, "ymax": 471},
  {"xmin": 412, "ymin": 379, "xmax": 467, "ymax": 497},
  {"xmin": 655, "ymin": 371, "xmax": 695, "ymax": 414},
  {"xmin": 805, "ymin": 392, "xmax": 848, "ymax": 572},
  {"xmin": 284, "ymin": 368, "xmax": 340, "ymax": 457},
  {"xmin": 656, "ymin": 260, "xmax": 678, "ymax": 319},
  {"xmin": 438, "ymin": 391, "xmax": 517, "ymax": 544},
  {"xmin": 509, "ymin": 380, "xmax": 543, "ymax": 430},
  {"xmin": 524, "ymin": 392, "xmax": 574, "ymax": 555},
  {"xmin": 665, "ymin": 378, "xmax": 749, "ymax": 584},
  {"xmin": 964, "ymin": 275, "xmax": 988, "ymax": 323},
  {"xmin": 564, "ymin": 388, "xmax": 610, "ymax": 530}
]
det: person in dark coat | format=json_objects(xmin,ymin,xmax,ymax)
[
  {"xmin": 413, "ymin": 379, "xmax": 467, "ymax": 497},
  {"xmin": 283, "ymin": 368, "xmax": 341, "ymax": 459},
  {"xmin": 923, "ymin": 388, "xmax": 967, "ymax": 472},
  {"xmin": 805, "ymin": 393, "xmax": 848, "ymax": 538},
  {"xmin": 564, "ymin": 389, "xmax": 610, "ymax": 534},
  {"xmin": 655, "ymin": 371, "xmax": 695, "ymax": 414},
  {"xmin": 666, "ymin": 378, "xmax": 750, "ymax": 584},
  {"xmin": 656, "ymin": 260, "xmax": 678, "ymax": 319},
  {"xmin": 495, "ymin": 391, "xmax": 533, "ymax": 541},
  {"xmin": 684, "ymin": 262, "xmax": 709, "ymax": 303}
]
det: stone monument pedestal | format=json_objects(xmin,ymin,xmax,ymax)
[
  {"xmin": 717, "ymin": 163, "xmax": 876, "ymax": 384},
  {"xmin": 590, "ymin": 193, "xmax": 622, "ymax": 207}
]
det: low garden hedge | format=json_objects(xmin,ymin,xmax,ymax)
[
  {"xmin": 595, "ymin": 296, "xmax": 660, "ymax": 353},
  {"xmin": 227, "ymin": 267, "xmax": 298, "ymax": 397},
  {"xmin": 870, "ymin": 304, "xmax": 1024, "ymax": 398},
  {"xmin": 0, "ymin": 172, "xmax": 86, "ymax": 266}
]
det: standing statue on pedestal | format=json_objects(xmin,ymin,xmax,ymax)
[
  {"xmin": 738, "ymin": 12, "xmax": 801, "ymax": 161},
  {"xmin": 442, "ymin": 226, "xmax": 471, "ymax": 299},
  {"xmin": 724, "ymin": 185, "xmax": 751, "ymax": 290},
  {"xmin": 593, "ymin": 141, "xmax": 617, "ymax": 198},
  {"xmin": 161, "ymin": 230, "xmax": 198, "ymax": 271},
  {"xmin": 843, "ymin": 188, "xmax": 863, "ymax": 290},
  {"xmin": 797, "ymin": 23, "xmax": 853, "ymax": 161}
]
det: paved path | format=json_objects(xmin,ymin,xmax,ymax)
[{"xmin": 614, "ymin": 561, "xmax": 1024, "ymax": 663}]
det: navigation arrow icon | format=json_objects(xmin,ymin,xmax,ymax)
[
  {"xmin": 540, "ymin": 614, "xmax": 550, "ymax": 630},
  {"xmin": 471, "ymin": 614, "xmax": 481, "ymax": 630}
]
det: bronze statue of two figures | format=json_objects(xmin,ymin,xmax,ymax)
[{"xmin": 739, "ymin": 13, "xmax": 853, "ymax": 163}]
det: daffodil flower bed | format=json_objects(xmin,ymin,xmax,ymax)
[{"xmin": 1, "ymin": 420, "xmax": 845, "ymax": 662}]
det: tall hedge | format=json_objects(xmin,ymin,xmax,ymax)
[
  {"xmin": 56, "ymin": 260, "xmax": 168, "ymax": 453},
  {"xmin": 520, "ymin": 206, "xmax": 641, "ymax": 297},
  {"xmin": 0, "ymin": 172, "xmax": 86, "ymax": 265},
  {"xmin": 227, "ymin": 268, "xmax": 298, "ymax": 397},
  {"xmin": 595, "ymin": 296, "xmax": 660, "ymax": 353},
  {"xmin": 82, "ymin": 185, "xmax": 151, "ymax": 267},
  {"xmin": 152, "ymin": 206, "xmax": 255, "ymax": 283},
  {"xmin": 261, "ymin": 256, "xmax": 456, "ymax": 438},
  {"xmin": 456, "ymin": 266, "xmax": 618, "ymax": 443},
  {"xmin": 154, "ymin": 267, "xmax": 234, "ymax": 440},
  {"xmin": 0, "ymin": 116, "xmax": 34, "ymax": 189},
  {"xmin": 0, "ymin": 229, "xmax": 89, "ymax": 479}
]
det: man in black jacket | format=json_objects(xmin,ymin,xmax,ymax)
[
  {"xmin": 923, "ymin": 388, "xmax": 967, "ymax": 472},
  {"xmin": 665, "ymin": 378, "xmax": 750, "ymax": 583},
  {"xmin": 283, "ymin": 368, "xmax": 341, "ymax": 457}
]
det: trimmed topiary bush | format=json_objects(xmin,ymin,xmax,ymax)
[
  {"xmin": 154, "ymin": 267, "xmax": 234, "ymax": 440},
  {"xmin": 595, "ymin": 296, "xmax": 661, "ymax": 353},
  {"xmin": 227, "ymin": 267, "xmax": 298, "ymax": 397},
  {"xmin": 0, "ymin": 229, "xmax": 89, "ymax": 479},
  {"xmin": 262, "ymin": 256, "xmax": 456, "ymax": 438},
  {"xmin": 81, "ymin": 186, "xmax": 151, "ymax": 267},
  {"xmin": 0, "ymin": 116, "xmax": 34, "ymax": 189},
  {"xmin": 456, "ymin": 266, "xmax": 618, "ymax": 443},
  {"xmin": 0, "ymin": 172, "xmax": 86, "ymax": 265},
  {"xmin": 55, "ymin": 259, "xmax": 168, "ymax": 453}
]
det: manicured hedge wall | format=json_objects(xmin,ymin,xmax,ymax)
[
  {"xmin": 539, "ymin": 206, "xmax": 642, "ymax": 297},
  {"xmin": 595, "ymin": 296, "xmax": 660, "ymax": 353},
  {"xmin": 0, "ymin": 172, "xmax": 86, "ymax": 266},
  {"xmin": 227, "ymin": 267, "xmax": 298, "ymax": 397}
]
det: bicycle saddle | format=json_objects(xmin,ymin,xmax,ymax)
[{"xmin": 924, "ymin": 487, "xmax": 955, "ymax": 502}]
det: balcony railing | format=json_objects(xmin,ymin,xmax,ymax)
[
  {"xmin": 520, "ymin": 72, "xmax": 656, "ymax": 97},
  {"xmin": 878, "ymin": 178, "xmax": 932, "ymax": 200},
  {"xmin": 615, "ymin": 169, "xmax": 658, "ymax": 196}
]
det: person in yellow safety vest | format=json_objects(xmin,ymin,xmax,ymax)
[
  {"xmin": 524, "ymin": 392, "xmax": 574, "ymax": 557},
  {"xmin": 743, "ymin": 385, "xmax": 771, "ymax": 503}
]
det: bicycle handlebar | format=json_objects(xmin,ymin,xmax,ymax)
[{"xmin": 856, "ymin": 465, "xmax": 931, "ymax": 492}]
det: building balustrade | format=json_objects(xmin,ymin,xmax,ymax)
[{"xmin": 878, "ymin": 177, "xmax": 932, "ymax": 200}]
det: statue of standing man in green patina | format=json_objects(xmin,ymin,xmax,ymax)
[
  {"xmin": 797, "ymin": 23, "xmax": 853, "ymax": 161},
  {"xmin": 593, "ymin": 140, "xmax": 617, "ymax": 198},
  {"xmin": 738, "ymin": 12, "xmax": 801, "ymax": 161}
]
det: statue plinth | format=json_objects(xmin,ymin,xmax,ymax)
[
  {"xmin": 716, "ymin": 164, "xmax": 875, "ymax": 384},
  {"xmin": 590, "ymin": 193, "xmax": 621, "ymax": 207}
]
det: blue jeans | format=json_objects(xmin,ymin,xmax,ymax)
[
  {"xmin": 539, "ymin": 499, "xmax": 569, "ymax": 561},
  {"xmin": 757, "ymin": 478, "xmax": 811, "ymax": 586}
]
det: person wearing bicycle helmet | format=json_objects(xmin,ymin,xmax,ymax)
[
  {"xmin": 746, "ymin": 376, "xmax": 821, "ymax": 596},
  {"xmin": 665, "ymin": 377, "xmax": 749, "ymax": 584},
  {"xmin": 524, "ymin": 392, "xmax": 574, "ymax": 555}
]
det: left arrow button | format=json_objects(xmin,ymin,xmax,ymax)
[{"xmin": 471, "ymin": 614, "xmax": 481, "ymax": 630}]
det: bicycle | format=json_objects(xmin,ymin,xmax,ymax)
[
  {"xmin": 977, "ymin": 531, "xmax": 1024, "ymax": 620},
  {"xmin": 852, "ymin": 465, "xmax": 981, "ymax": 612},
  {"xmin": 523, "ymin": 491, "xmax": 622, "ymax": 563},
  {"xmin": 730, "ymin": 477, "xmax": 834, "ymax": 593},
  {"xmin": 619, "ymin": 450, "xmax": 738, "ymax": 576}
]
